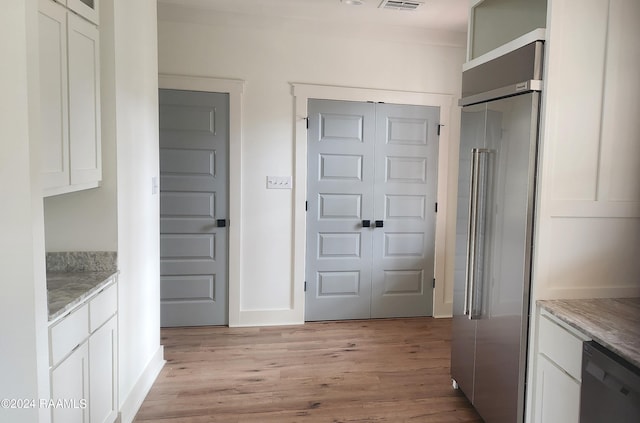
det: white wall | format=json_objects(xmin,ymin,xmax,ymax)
[
  {"xmin": 111, "ymin": 1, "xmax": 164, "ymax": 421},
  {"xmin": 0, "ymin": 0, "xmax": 51, "ymax": 422},
  {"xmin": 158, "ymin": 5, "xmax": 466, "ymax": 324}
]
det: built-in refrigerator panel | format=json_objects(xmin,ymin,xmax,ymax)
[
  {"xmin": 451, "ymin": 37, "xmax": 543, "ymax": 423},
  {"xmin": 472, "ymin": 93, "xmax": 541, "ymax": 423}
]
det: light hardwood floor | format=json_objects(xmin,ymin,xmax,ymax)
[{"xmin": 134, "ymin": 317, "xmax": 482, "ymax": 423}]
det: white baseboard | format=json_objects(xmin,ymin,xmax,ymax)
[
  {"xmin": 232, "ymin": 309, "xmax": 304, "ymax": 327},
  {"xmin": 118, "ymin": 346, "xmax": 165, "ymax": 423}
]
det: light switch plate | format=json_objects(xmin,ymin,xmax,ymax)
[
  {"xmin": 152, "ymin": 176, "xmax": 159, "ymax": 195},
  {"xmin": 266, "ymin": 176, "xmax": 292, "ymax": 189}
]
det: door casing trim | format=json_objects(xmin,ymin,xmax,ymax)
[
  {"xmin": 292, "ymin": 83, "xmax": 454, "ymax": 320},
  {"xmin": 159, "ymin": 74, "xmax": 244, "ymax": 326}
]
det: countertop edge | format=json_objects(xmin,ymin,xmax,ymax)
[
  {"xmin": 48, "ymin": 271, "xmax": 119, "ymax": 323},
  {"xmin": 537, "ymin": 299, "xmax": 640, "ymax": 370}
]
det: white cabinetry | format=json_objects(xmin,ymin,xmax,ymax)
[
  {"xmin": 89, "ymin": 316, "xmax": 117, "ymax": 423},
  {"xmin": 533, "ymin": 310, "xmax": 590, "ymax": 423},
  {"xmin": 51, "ymin": 342, "xmax": 89, "ymax": 423},
  {"xmin": 88, "ymin": 283, "xmax": 118, "ymax": 423},
  {"xmin": 49, "ymin": 279, "xmax": 118, "ymax": 423},
  {"xmin": 533, "ymin": 0, "xmax": 640, "ymax": 300},
  {"xmin": 68, "ymin": 0, "xmax": 99, "ymax": 25},
  {"xmin": 38, "ymin": 0, "xmax": 101, "ymax": 197},
  {"xmin": 468, "ymin": 0, "xmax": 547, "ymax": 60},
  {"xmin": 67, "ymin": 12, "xmax": 101, "ymax": 187},
  {"xmin": 38, "ymin": 0, "xmax": 69, "ymax": 191}
]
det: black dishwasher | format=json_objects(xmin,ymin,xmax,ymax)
[{"xmin": 580, "ymin": 341, "xmax": 640, "ymax": 423}]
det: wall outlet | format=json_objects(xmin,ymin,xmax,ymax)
[{"xmin": 266, "ymin": 176, "xmax": 292, "ymax": 189}]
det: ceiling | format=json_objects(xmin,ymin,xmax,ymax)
[{"xmin": 157, "ymin": 0, "xmax": 470, "ymax": 33}]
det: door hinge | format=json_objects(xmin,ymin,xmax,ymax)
[
  {"xmin": 305, "ymin": 201, "xmax": 308, "ymax": 211},
  {"xmin": 305, "ymin": 117, "xmax": 309, "ymax": 129},
  {"xmin": 304, "ymin": 281, "xmax": 307, "ymax": 292},
  {"xmin": 437, "ymin": 124, "xmax": 443, "ymax": 136},
  {"xmin": 433, "ymin": 278, "xmax": 436, "ymax": 289},
  {"xmin": 435, "ymin": 202, "xmax": 438, "ymax": 213}
]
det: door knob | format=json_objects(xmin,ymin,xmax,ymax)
[
  {"xmin": 362, "ymin": 220, "xmax": 371, "ymax": 228},
  {"xmin": 375, "ymin": 220, "xmax": 384, "ymax": 228}
]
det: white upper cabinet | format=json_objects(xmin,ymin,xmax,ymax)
[
  {"xmin": 68, "ymin": 12, "xmax": 101, "ymax": 186},
  {"xmin": 38, "ymin": 0, "xmax": 102, "ymax": 197},
  {"xmin": 467, "ymin": 0, "xmax": 547, "ymax": 61},
  {"xmin": 68, "ymin": 0, "xmax": 99, "ymax": 25},
  {"xmin": 39, "ymin": 0, "xmax": 69, "ymax": 191}
]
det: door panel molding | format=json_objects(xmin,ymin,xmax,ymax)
[{"xmin": 293, "ymin": 83, "xmax": 455, "ymax": 319}]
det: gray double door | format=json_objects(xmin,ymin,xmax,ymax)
[
  {"xmin": 306, "ymin": 99, "xmax": 439, "ymax": 321},
  {"xmin": 159, "ymin": 89, "xmax": 229, "ymax": 327}
]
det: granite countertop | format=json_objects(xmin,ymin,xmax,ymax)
[
  {"xmin": 46, "ymin": 251, "xmax": 118, "ymax": 321},
  {"xmin": 47, "ymin": 271, "xmax": 117, "ymax": 321},
  {"xmin": 538, "ymin": 298, "xmax": 640, "ymax": 369}
]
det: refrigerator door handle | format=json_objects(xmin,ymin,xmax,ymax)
[
  {"xmin": 467, "ymin": 148, "xmax": 491, "ymax": 319},
  {"xmin": 464, "ymin": 149, "xmax": 480, "ymax": 317}
]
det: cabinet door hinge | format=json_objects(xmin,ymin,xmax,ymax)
[
  {"xmin": 304, "ymin": 281, "xmax": 307, "ymax": 292},
  {"xmin": 435, "ymin": 202, "xmax": 438, "ymax": 213},
  {"xmin": 433, "ymin": 278, "xmax": 436, "ymax": 289}
]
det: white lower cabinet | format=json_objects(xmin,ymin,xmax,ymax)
[
  {"xmin": 534, "ymin": 354, "xmax": 581, "ymax": 423},
  {"xmin": 51, "ymin": 342, "xmax": 89, "ymax": 423},
  {"xmin": 89, "ymin": 316, "xmax": 118, "ymax": 423},
  {"xmin": 50, "ymin": 279, "xmax": 118, "ymax": 423},
  {"xmin": 532, "ymin": 310, "xmax": 591, "ymax": 423}
]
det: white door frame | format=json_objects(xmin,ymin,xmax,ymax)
[
  {"xmin": 292, "ymin": 83, "xmax": 453, "ymax": 320},
  {"xmin": 158, "ymin": 74, "xmax": 244, "ymax": 326}
]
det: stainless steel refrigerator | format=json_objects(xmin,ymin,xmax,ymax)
[{"xmin": 451, "ymin": 39, "xmax": 544, "ymax": 423}]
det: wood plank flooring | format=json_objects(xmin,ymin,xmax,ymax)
[{"xmin": 134, "ymin": 317, "xmax": 482, "ymax": 423}]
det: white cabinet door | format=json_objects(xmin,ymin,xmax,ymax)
[
  {"xmin": 68, "ymin": 11, "xmax": 101, "ymax": 186},
  {"xmin": 51, "ymin": 342, "xmax": 89, "ymax": 423},
  {"xmin": 38, "ymin": 0, "xmax": 69, "ymax": 190},
  {"xmin": 534, "ymin": 354, "xmax": 581, "ymax": 423},
  {"xmin": 89, "ymin": 316, "xmax": 118, "ymax": 423},
  {"xmin": 67, "ymin": 0, "xmax": 99, "ymax": 25}
]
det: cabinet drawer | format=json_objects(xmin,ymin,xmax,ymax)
[
  {"xmin": 538, "ymin": 314, "xmax": 586, "ymax": 381},
  {"xmin": 89, "ymin": 282, "xmax": 117, "ymax": 332},
  {"xmin": 50, "ymin": 303, "xmax": 89, "ymax": 366}
]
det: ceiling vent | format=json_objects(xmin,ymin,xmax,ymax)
[{"xmin": 379, "ymin": 0, "xmax": 425, "ymax": 11}]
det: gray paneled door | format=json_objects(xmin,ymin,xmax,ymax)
[
  {"xmin": 159, "ymin": 89, "xmax": 229, "ymax": 327},
  {"xmin": 306, "ymin": 99, "xmax": 439, "ymax": 321}
]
